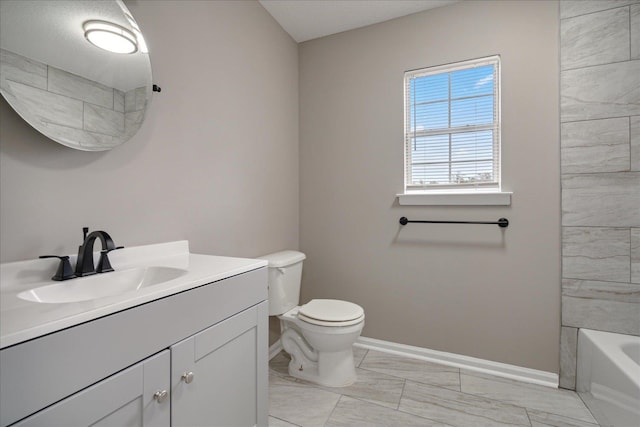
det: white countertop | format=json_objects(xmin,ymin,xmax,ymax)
[{"xmin": 0, "ymin": 241, "xmax": 267, "ymax": 349}]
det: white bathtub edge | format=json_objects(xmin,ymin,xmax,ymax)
[
  {"xmin": 578, "ymin": 329, "xmax": 640, "ymax": 390},
  {"xmin": 354, "ymin": 336, "xmax": 558, "ymax": 388},
  {"xmin": 576, "ymin": 328, "xmax": 640, "ymax": 426}
]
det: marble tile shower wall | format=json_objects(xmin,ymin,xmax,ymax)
[
  {"xmin": 559, "ymin": 0, "xmax": 640, "ymax": 390},
  {"xmin": 0, "ymin": 49, "xmax": 145, "ymax": 149}
]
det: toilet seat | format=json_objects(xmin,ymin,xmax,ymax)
[{"xmin": 297, "ymin": 299, "xmax": 364, "ymax": 327}]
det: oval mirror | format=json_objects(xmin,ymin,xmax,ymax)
[{"xmin": 0, "ymin": 0, "xmax": 152, "ymax": 151}]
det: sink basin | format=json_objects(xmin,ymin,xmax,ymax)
[{"xmin": 17, "ymin": 266, "xmax": 187, "ymax": 304}]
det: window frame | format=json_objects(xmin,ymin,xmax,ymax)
[{"xmin": 403, "ymin": 55, "xmax": 502, "ymax": 193}]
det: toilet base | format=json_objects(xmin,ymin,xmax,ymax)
[
  {"xmin": 287, "ymin": 348, "xmax": 357, "ymax": 387},
  {"xmin": 278, "ymin": 307, "xmax": 363, "ymax": 388}
]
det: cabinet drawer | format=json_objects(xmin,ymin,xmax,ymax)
[{"xmin": 13, "ymin": 350, "xmax": 170, "ymax": 427}]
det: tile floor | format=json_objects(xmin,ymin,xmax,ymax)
[{"xmin": 268, "ymin": 347, "xmax": 601, "ymax": 427}]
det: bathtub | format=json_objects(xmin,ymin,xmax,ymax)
[{"xmin": 576, "ymin": 329, "xmax": 640, "ymax": 427}]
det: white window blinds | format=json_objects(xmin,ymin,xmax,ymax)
[{"xmin": 404, "ymin": 56, "xmax": 501, "ymax": 191}]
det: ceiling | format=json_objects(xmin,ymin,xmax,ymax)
[{"xmin": 258, "ymin": 0, "xmax": 459, "ymax": 43}]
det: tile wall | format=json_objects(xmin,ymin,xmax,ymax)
[
  {"xmin": 559, "ymin": 0, "xmax": 640, "ymax": 389},
  {"xmin": 0, "ymin": 49, "xmax": 145, "ymax": 150}
]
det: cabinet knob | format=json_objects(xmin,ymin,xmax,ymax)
[
  {"xmin": 153, "ymin": 390, "xmax": 168, "ymax": 403},
  {"xmin": 181, "ymin": 371, "xmax": 194, "ymax": 384}
]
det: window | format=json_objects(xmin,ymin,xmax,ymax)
[{"xmin": 404, "ymin": 56, "xmax": 501, "ymax": 193}]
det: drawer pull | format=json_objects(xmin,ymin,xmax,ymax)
[
  {"xmin": 181, "ymin": 371, "xmax": 194, "ymax": 384},
  {"xmin": 153, "ymin": 390, "xmax": 168, "ymax": 403}
]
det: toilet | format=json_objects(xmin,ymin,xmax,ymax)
[{"xmin": 260, "ymin": 250, "xmax": 365, "ymax": 387}]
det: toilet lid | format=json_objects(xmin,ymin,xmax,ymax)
[{"xmin": 298, "ymin": 299, "xmax": 364, "ymax": 325}]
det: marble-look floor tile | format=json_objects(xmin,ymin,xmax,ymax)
[
  {"xmin": 300, "ymin": 367, "xmax": 405, "ymax": 409},
  {"xmin": 562, "ymin": 227, "xmax": 630, "ymax": 282},
  {"xmin": 459, "ymin": 372, "xmax": 596, "ymax": 423},
  {"xmin": 577, "ymin": 390, "xmax": 640, "ymax": 427},
  {"xmin": 353, "ymin": 346, "xmax": 368, "ymax": 366},
  {"xmin": 326, "ymin": 395, "xmax": 450, "ymax": 427},
  {"xmin": 561, "ymin": 118, "xmax": 630, "ymax": 174},
  {"xmin": 561, "ymin": 7, "xmax": 630, "ymax": 70},
  {"xmin": 269, "ymin": 373, "xmax": 340, "ymax": 427},
  {"xmin": 399, "ymin": 380, "xmax": 531, "ymax": 427},
  {"xmin": 560, "ymin": 0, "xmax": 639, "ymax": 19},
  {"xmin": 269, "ymin": 351, "xmax": 292, "ymax": 377},
  {"xmin": 270, "ymin": 346, "xmax": 367, "ymax": 378},
  {"xmin": 359, "ymin": 350, "xmax": 460, "ymax": 390},
  {"xmin": 527, "ymin": 409, "xmax": 599, "ymax": 427},
  {"xmin": 269, "ymin": 416, "xmax": 300, "ymax": 427},
  {"xmin": 269, "ymin": 349, "xmax": 602, "ymax": 427},
  {"xmin": 561, "ymin": 60, "xmax": 640, "ymax": 122}
]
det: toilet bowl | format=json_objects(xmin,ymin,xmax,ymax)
[
  {"xmin": 279, "ymin": 300, "xmax": 364, "ymax": 387},
  {"xmin": 259, "ymin": 251, "xmax": 365, "ymax": 387}
]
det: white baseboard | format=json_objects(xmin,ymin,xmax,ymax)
[
  {"xmin": 269, "ymin": 340, "xmax": 283, "ymax": 360},
  {"xmin": 269, "ymin": 335, "xmax": 558, "ymax": 388},
  {"xmin": 355, "ymin": 336, "xmax": 558, "ymax": 388}
]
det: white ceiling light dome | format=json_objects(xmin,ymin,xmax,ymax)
[{"xmin": 83, "ymin": 20, "xmax": 137, "ymax": 54}]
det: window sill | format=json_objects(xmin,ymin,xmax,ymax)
[{"xmin": 397, "ymin": 191, "xmax": 512, "ymax": 206}]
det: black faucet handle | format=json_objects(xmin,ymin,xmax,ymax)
[
  {"xmin": 39, "ymin": 255, "xmax": 76, "ymax": 281},
  {"xmin": 96, "ymin": 246, "xmax": 124, "ymax": 273}
]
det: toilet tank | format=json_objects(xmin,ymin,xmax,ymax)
[{"xmin": 258, "ymin": 250, "xmax": 306, "ymax": 316}]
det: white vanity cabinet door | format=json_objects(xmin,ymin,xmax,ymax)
[
  {"xmin": 171, "ymin": 301, "xmax": 268, "ymax": 427},
  {"xmin": 13, "ymin": 350, "xmax": 170, "ymax": 427}
]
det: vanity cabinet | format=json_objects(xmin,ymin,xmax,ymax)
[
  {"xmin": 13, "ymin": 351, "xmax": 171, "ymax": 427},
  {"xmin": 171, "ymin": 304, "xmax": 267, "ymax": 427},
  {"xmin": 0, "ymin": 267, "xmax": 268, "ymax": 427}
]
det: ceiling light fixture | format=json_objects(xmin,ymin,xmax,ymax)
[
  {"xmin": 123, "ymin": 12, "xmax": 149, "ymax": 54},
  {"xmin": 132, "ymin": 28, "xmax": 148, "ymax": 54},
  {"xmin": 83, "ymin": 20, "xmax": 137, "ymax": 54}
]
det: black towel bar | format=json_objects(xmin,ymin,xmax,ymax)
[{"xmin": 399, "ymin": 217, "xmax": 509, "ymax": 228}]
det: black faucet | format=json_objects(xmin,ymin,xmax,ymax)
[
  {"xmin": 39, "ymin": 255, "xmax": 76, "ymax": 281},
  {"xmin": 75, "ymin": 227, "xmax": 123, "ymax": 277}
]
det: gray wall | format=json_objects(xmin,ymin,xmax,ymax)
[
  {"xmin": 299, "ymin": 0, "xmax": 561, "ymax": 373},
  {"xmin": 559, "ymin": 0, "xmax": 640, "ymax": 390},
  {"xmin": 0, "ymin": 1, "xmax": 299, "ymax": 262}
]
